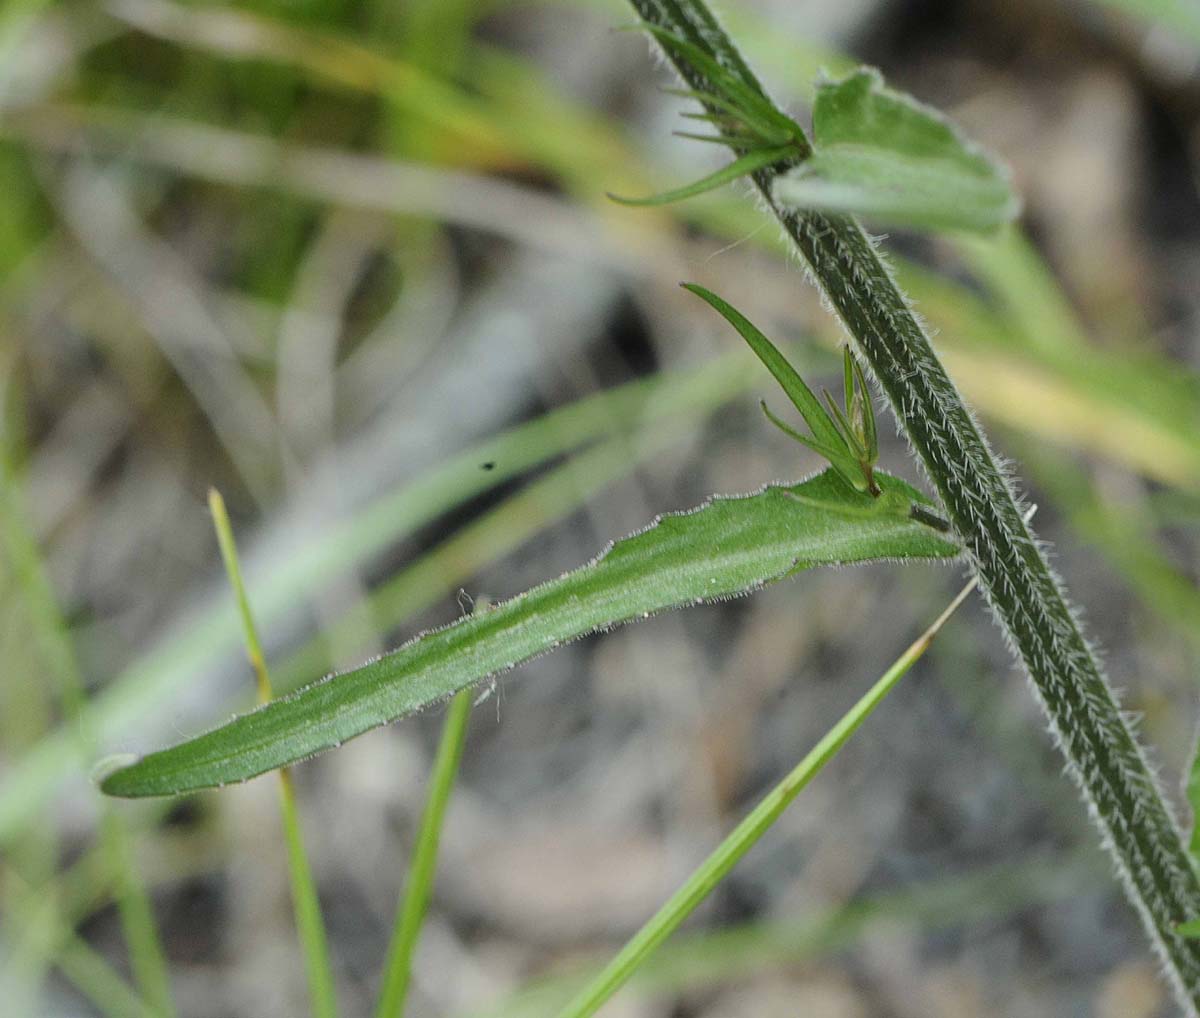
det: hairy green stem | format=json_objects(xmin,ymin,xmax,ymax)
[{"xmin": 627, "ymin": 0, "xmax": 1200, "ymax": 1008}]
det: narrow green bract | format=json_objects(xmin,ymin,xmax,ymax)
[{"xmin": 101, "ymin": 469, "xmax": 956, "ymax": 797}]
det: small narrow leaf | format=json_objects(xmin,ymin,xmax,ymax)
[
  {"xmin": 374, "ymin": 689, "xmax": 470, "ymax": 1018},
  {"xmin": 842, "ymin": 347, "xmax": 855, "ymax": 421},
  {"xmin": 853, "ymin": 354, "xmax": 878, "ymax": 462},
  {"xmin": 683, "ymin": 283, "xmax": 863, "ymax": 488},
  {"xmin": 673, "ymin": 94, "xmax": 767, "ymax": 127},
  {"xmin": 100, "ymin": 469, "xmax": 957, "ymax": 798},
  {"xmin": 822, "ymin": 389, "xmax": 864, "ymax": 459},
  {"xmin": 641, "ymin": 25, "xmax": 801, "ymax": 143},
  {"xmin": 772, "ymin": 68, "xmax": 1018, "ymax": 233},
  {"xmin": 758, "ymin": 401, "xmax": 845, "ymax": 463},
  {"xmin": 607, "ymin": 145, "xmax": 793, "ymax": 207},
  {"xmin": 671, "ymin": 131, "xmax": 757, "ymax": 149}
]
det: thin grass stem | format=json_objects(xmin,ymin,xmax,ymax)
[
  {"xmin": 208, "ymin": 489, "xmax": 338, "ymax": 1018},
  {"xmin": 556, "ymin": 577, "xmax": 977, "ymax": 1018},
  {"xmin": 374, "ymin": 690, "xmax": 473, "ymax": 1018}
]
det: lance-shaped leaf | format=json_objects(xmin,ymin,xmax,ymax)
[
  {"xmin": 685, "ymin": 283, "xmax": 879, "ymax": 494},
  {"xmin": 101, "ymin": 469, "xmax": 958, "ymax": 798},
  {"xmin": 773, "ymin": 68, "xmax": 1019, "ymax": 233}
]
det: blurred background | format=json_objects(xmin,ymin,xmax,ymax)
[{"xmin": 2, "ymin": 0, "xmax": 1200, "ymax": 1015}]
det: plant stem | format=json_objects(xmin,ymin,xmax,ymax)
[
  {"xmin": 209, "ymin": 489, "xmax": 338, "ymax": 1018},
  {"xmin": 626, "ymin": 1, "xmax": 1200, "ymax": 1008},
  {"xmin": 375, "ymin": 690, "xmax": 472, "ymax": 1018},
  {"xmin": 557, "ymin": 577, "xmax": 978, "ymax": 1018}
]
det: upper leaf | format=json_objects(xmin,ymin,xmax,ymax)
[
  {"xmin": 101, "ymin": 469, "xmax": 957, "ymax": 798},
  {"xmin": 773, "ymin": 68, "xmax": 1019, "ymax": 233}
]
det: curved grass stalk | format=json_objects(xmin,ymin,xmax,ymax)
[
  {"xmin": 556, "ymin": 577, "xmax": 978, "ymax": 1018},
  {"xmin": 624, "ymin": 0, "xmax": 1200, "ymax": 1009},
  {"xmin": 209, "ymin": 490, "xmax": 337, "ymax": 1018}
]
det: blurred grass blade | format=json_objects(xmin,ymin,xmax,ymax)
[
  {"xmin": 607, "ymin": 144, "xmax": 793, "ymax": 206},
  {"xmin": 104, "ymin": 0, "xmax": 511, "ymax": 160},
  {"xmin": 556, "ymin": 576, "xmax": 979, "ymax": 1018},
  {"xmin": 275, "ymin": 775, "xmax": 337, "ymax": 1016},
  {"xmin": 4, "ymin": 869, "xmax": 156, "ymax": 1018},
  {"xmin": 208, "ymin": 490, "xmax": 337, "ymax": 1018},
  {"xmin": 99, "ymin": 816, "xmax": 173, "ymax": 1018},
  {"xmin": 773, "ymin": 68, "xmax": 1018, "ymax": 233},
  {"xmin": 374, "ymin": 691, "xmax": 471, "ymax": 1018},
  {"xmin": 101, "ymin": 469, "xmax": 957, "ymax": 797},
  {"xmin": 210, "ymin": 491, "xmax": 273, "ymax": 703},
  {"xmin": 0, "ymin": 457, "xmax": 174, "ymax": 1017}
]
